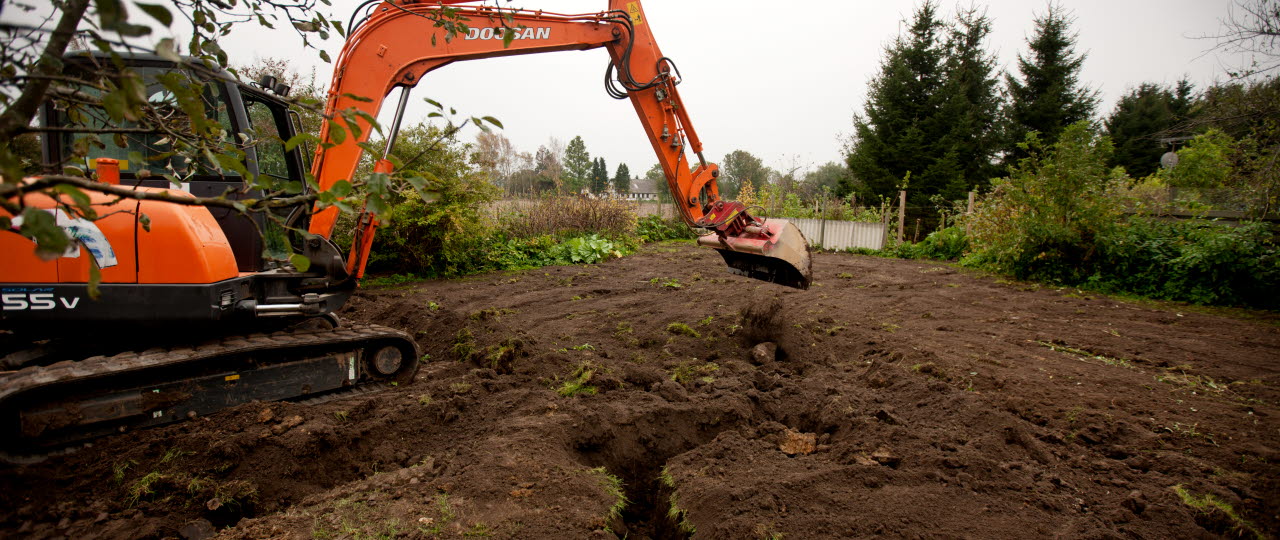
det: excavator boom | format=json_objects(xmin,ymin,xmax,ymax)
[{"xmin": 309, "ymin": 0, "xmax": 812, "ymax": 288}]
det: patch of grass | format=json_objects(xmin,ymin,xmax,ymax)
[
  {"xmin": 414, "ymin": 492, "xmax": 456, "ymax": 536},
  {"xmin": 671, "ymin": 361, "xmax": 719, "ymax": 384},
  {"xmin": 363, "ymin": 273, "xmax": 420, "ymax": 287},
  {"xmin": 753, "ymin": 525, "xmax": 785, "ymax": 540},
  {"xmin": 161, "ymin": 447, "xmax": 194, "ymax": 464},
  {"xmin": 614, "ymin": 322, "xmax": 634, "ymax": 337},
  {"xmin": 427, "ymin": 301, "xmax": 440, "ymax": 311},
  {"xmin": 836, "ymin": 272, "xmax": 854, "ymax": 279},
  {"xmin": 666, "ymin": 322, "xmax": 701, "ymax": 338},
  {"xmin": 698, "ymin": 315, "xmax": 714, "ymax": 326},
  {"xmin": 556, "ymin": 363, "xmax": 599, "ymax": 397},
  {"xmin": 417, "ymin": 393, "xmax": 433, "ymax": 406},
  {"xmin": 333, "ymin": 410, "xmax": 349, "ymax": 422},
  {"xmin": 463, "ymin": 523, "xmax": 492, "ymax": 537},
  {"xmin": 880, "ymin": 321, "xmax": 901, "ymax": 333},
  {"xmin": 453, "ymin": 328, "xmax": 475, "ymax": 360},
  {"xmin": 1163, "ymin": 422, "xmax": 1220, "ymax": 446},
  {"xmin": 469, "ymin": 307, "xmax": 517, "ymax": 321},
  {"xmin": 591, "ymin": 467, "xmax": 629, "ymax": 525},
  {"xmin": 127, "ymin": 472, "xmax": 166, "ymax": 506},
  {"xmin": 112, "ymin": 460, "xmax": 134, "ymax": 484},
  {"xmin": 450, "ymin": 382, "xmax": 473, "ymax": 394},
  {"xmin": 656, "ymin": 466, "xmax": 696, "ymax": 533},
  {"xmin": 1037, "ymin": 341, "xmax": 1134, "ymax": 369},
  {"xmin": 1173, "ymin": 485, "xmax": 1264, "ymax": 540},
  {"xmin": 649, "ymin": 277, "xmax": 683, "ymax": 289}
]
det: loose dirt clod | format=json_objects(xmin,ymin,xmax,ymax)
[
  {"xmin": 779, "ymin": 430, "xmax": 816, "ymax": 456},
  {"xmin": 739, "ymin": 295, "xmax": 784, "ymax": 345},
  {"xmin": 751, "ymin": 342, "xmax": 777, "ymax": 364}
]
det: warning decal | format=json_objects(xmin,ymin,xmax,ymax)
[{"xmin": 627, "ymin": 2, "xmax": 643, "ymax": 25}]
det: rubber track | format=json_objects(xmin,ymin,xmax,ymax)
[{"xmin": 0, "ymin": 323, "xmax": 415, "ymax": 403}]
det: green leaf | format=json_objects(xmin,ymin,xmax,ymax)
[
  {"xmin": 52, "ymin": 184, "xmax": 94, "ymax": 217},
  {"xmin": 87, "ymin": 261, "xmax": 102, "ymax": 300},
  {"xmin": 63, "ymin": 166, "xmax": 86, "ymax": 177},
  {"xmin": 289, "ymin": 253, "xmax": 312, "ymax": 272},
  {"xmin": 284, "ymin": 133, "xmax": 315, "ymax": 152},
  {"xmin": 139, "ymin": 212, "xmax": 151, "ymax": 232},
  {"xmin": 95, "ymin": 0, "xmax": 127, "ymax": 30},
  {"xmin": 327, "ymin": 123, "xmax": 346, "ymax": 144},
  {"xmin": 19, "ymin": 208, "xmax": 71, "ymax": 260},
  {"xmin": 261, "ymin": 219, "xmax": 291, "ymax": 261},
  {"xmin": 328, "ymin": 180, "xmax": 353, "ymax": 198},
  {"xmin": 503, "ymin": 28, "xmax": 516, "ymax": 48},
  {"xmin": 481, "ymin": 116, "xmax": 503, "ymax": 129},
  {"xmin": 319, "ymin": 50, "xmax": 331, "ymax": 63},
  {"xmin": 134, "ymin": 2, "xmax": 172, "ymax": 26},
  {"xmin": 101, "ymin": 91, "xmax": 127, "ymax": 122}
]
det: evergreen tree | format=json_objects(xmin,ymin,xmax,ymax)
[
  {"xmin": 562, "ymin": 135, "xmax": 591, "ymax": 193},
  {"xmin": 591, "ymin": 157, "xmax": 609, "ymax": 194},
  {"xmin": 612, "ymin": 163, "xmax": 631, "ymax": 193},
  {"xmin": 1002, "ymin": 4, "xmax": 1099, "ymax": 165},
  {"xmin": 1105, "ymin": 80, "xmax": 1193, "ymax": 177},
  {"xmin": 934, "ymin": 6, "xmax": 1002, "ymax": 198},
  {"xmin": 844, "ymin": 3, "xmax": 1004, "ymax": 203}
]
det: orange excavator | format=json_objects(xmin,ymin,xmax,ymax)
[{"xmin": 0, "ymin": 0, "xmax": 811, "ymax": 455}]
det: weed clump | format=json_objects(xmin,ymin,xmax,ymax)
[
  {"xmin": 671, "ymin": 361, "xmax": 719, "ymax": 384},
  {"xmin": 666, "ymin": 322, "xmax": 701, "ymax": 338},
  {"xmin": 556, "ymin": 363, "xmax": 599, "ymax": 397},
  {"xmin": 1173, "ymin": 485, "xmax": 1264, "ymax": 539}
]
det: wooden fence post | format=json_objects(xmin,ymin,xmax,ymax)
[
  {"xmin": 817, "ymin": 200, "xmax": 827, "ymax": 250},
  {"xmin": 966, "ymin": 190, "xmax": 976, "ymax": 236},
  {"xmin": 897, "ymin": 190, "xmax": 906, "ymax": 243}
]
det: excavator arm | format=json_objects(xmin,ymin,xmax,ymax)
[{"xmin": 308, "ymin": 0, "xmax": 812, "ymax": 289}]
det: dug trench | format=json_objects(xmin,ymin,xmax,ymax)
[{"xmin": 0, "ymin": 242, "xmax": 1277, "ymax": 539}]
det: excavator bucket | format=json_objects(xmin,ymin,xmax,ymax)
[{"xmin": 697, "ymin": 219, "xmax": 813, "ymax": 289}]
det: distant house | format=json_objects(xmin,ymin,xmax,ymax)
[{"xmin": 626, "ymin": 176, "xmax": 659, "ymax": 201}]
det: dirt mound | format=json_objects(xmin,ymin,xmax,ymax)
[{"xmin": 2, "ymin": 243, "xmax": 1278, "ymax": 539}]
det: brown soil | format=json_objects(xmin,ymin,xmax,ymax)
[{"xmin": 2, "ymin": 242, "xmax": 1278, "ymax": 539}]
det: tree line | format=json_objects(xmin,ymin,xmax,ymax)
[{"xmin": 844, "ymin": 0, "xmax": 1278, "ymax": 216}]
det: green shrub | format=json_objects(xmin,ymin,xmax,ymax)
[
  {"xmin": 965, "ymin": 122, "xmax": 1128, "ymax": 283},
  {"xmin": 635, "ymin": 215, "xmax": 697, "ymax": 242},
  {"xmin": 1092, "ymin": 218, "xmax": 1279, "ymax": 308}
]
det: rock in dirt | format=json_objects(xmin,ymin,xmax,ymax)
[
  {"xmin": 874, "ymin": 408, "xmax": 904, "ymax": 425},
  {"xmin": 656, "ymin": 379, "xmax": 689, "ymax": 402},
  {"xmin": 871, "ymin": 446, "xmax": 901, "ymax": 467},
  {"xmin": 780, "ymin": 430, "xmax": 816, "ymax": 456},
  {"xmin": 1122, "ymin": 490, "xmax": 1147, "ymax": 515},
  {"xmin": 257, "ymin": 408, "xmax": 274, "ymax": 424},
  {"xmin": 271, "ymin": 415, "xmax": 304, "ymax": 435},
  {"xmin": 179, "ymin": 519, "xmax": 216, "ymax": 540},
  {"xmin": 751, "ymin": 342, "xmax": 778, "ymax": 364}
]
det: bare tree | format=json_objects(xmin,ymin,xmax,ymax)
[{"xmin": 1205, "ymin": 0, "xmax": 1280, "ymax": 79}]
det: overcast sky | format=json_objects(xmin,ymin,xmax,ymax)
[{"xmin": 42, "ymin": 0, "xmax": 1247, "ymax": 176}]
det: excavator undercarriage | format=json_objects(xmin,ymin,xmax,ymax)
[{"xmin": 0, "ymin": 323, "xmax": 418, "ymax": 457}]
